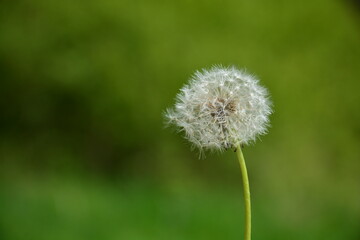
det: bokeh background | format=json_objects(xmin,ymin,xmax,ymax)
[{"xmin": 1, "ymin": 0, "xmax": 360, "ymax": 239}]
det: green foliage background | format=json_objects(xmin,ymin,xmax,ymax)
[{"xmin": 0, "ymin": 0, "xmax": 359, "ymax": 239}]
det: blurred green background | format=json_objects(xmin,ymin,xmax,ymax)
[{"xmin": 1, "ymin": 0, "xmax": 360, "ymax": 239}]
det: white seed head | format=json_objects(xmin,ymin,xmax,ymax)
[{"xmin": 165, "ymin": 66, "xmax": 272, "ymax": 151}]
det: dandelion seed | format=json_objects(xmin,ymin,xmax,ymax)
[{"xmin": 165, "ymin": 66, "xmax": 272, "ymax": 151}]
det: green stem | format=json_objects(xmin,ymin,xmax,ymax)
[{"xmin": 236, "ymin": 144, "xmax": 251, "ymax": 240}]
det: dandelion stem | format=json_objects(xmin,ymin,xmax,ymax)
[{"xmin": 236, "ymin": 144, "xmax": 251, "ymax": 240}]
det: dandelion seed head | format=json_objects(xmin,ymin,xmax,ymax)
[{"xmin": 165, "ymin": 66, "xmax": 272, "ymax": 151}]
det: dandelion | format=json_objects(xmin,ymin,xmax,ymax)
[{"xmin": 165, "ymin": 66, "xmax": 272, "ymax": 240}]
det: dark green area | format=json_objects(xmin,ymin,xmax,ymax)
[{"xmin": 0, "ymin": 0, "xmax": 360, "ymax": 239}]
